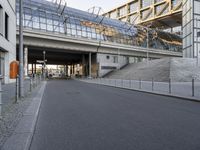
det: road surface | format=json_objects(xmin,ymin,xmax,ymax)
[{"xmin": 30, "ymin": 79, "xmax": 200, "ymax": 150}]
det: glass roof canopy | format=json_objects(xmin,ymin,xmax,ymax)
[{"xmin": 16, "ymin": 0, "xmax": 182, "ymax": 52}]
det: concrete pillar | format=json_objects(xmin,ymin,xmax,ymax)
[
  {"xmin": 24, "ymin": 46, "xmax": 28, "ymax": 76},
  {"xmin": 31, "ymin": 63, "xmax": 34, "ymax": 74},
  {"xmin": 64, "ymin": 65, "xmax": 66, "ymax": 76},
  {"xmin": 73, "ymin": 64, "xmax": 75, "ymax": 75},
  {"xmin": 70, "ymin": 65, "xmax": 73, "ymax": 76},
  {"xmin": 82, "ymin": 54, "xmax": 86, "ymax": 76},
  {"xmin": 34, "ymin": 63, "xmax": 36, "ymax": 74},
  {"xmin": 89, "ymin": 52, "xmax": 91, "ymax": 78},
  {"xmin": 66, "ymin": 65, "xmax": 68, "ymax": 76}
]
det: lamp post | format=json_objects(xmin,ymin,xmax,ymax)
[
  {"xmin": 19, "ymin": 0, "xmax": 24, "ymax": 97},
  {"xmin": 43, "ymin": 51, "xmax": 46, "ymax": 80}
]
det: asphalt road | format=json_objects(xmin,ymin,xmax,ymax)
[{"xmin": 30, "ymin": 79, "xmax": 200, "ymax": 150}]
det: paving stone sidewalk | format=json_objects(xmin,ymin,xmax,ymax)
[{"xmin": 0, "ymin": 80, "xmax": 42, "ymax": 149}]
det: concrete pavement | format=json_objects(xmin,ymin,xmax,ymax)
[{"xmin": 29, "ymin": 79, "xmax": 200, "ymax": 150}]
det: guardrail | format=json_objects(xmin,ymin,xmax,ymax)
[
  {"xmin": 0, "ymin": 76, "xmax": 3, "ymax": 118},
  {"xmin": 81, "ymin": 78, "xmax": 200, "ymax": 100}
]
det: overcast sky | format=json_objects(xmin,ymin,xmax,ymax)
[{"xmin": 58, "ymin": 0, "xmax": 128, "ymax": 13}]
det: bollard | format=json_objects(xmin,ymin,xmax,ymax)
[
  {"xmin": 152, "ymin": 78, "xmax": 154, "ymax": 91},
  {"xmin": 35, "ymin": 76, "xmax": 37, "ymax": 87},
  {"xmin": 33, "ymin": 76, "xmax": 36, "ymax": 88},
  {"xmin": 36, "ymin": 75, "xmax": 38, "ymax": 86},
  {"xmin": 39, "ymin": 74, "xmax": 41, "ymax": 83},
  {"xmin": 15, "ymin": 75, "xmax": 19, "ymax": 103},
  {"xmin": 169, "ymin": 78, "xmax": 171, "ymax": 94},
  {"xmin": 139, "ymin": 78, "xmax": 142, "ymax": 89},
  {"xmin": 192, "ymin": 78, "xmax": 195, "ymax": 97},
  {"xmin": 131, "ymin": 80, "xmax": 133, "ymax": 89},
  {"xmin": 0, "ymin": 76, "xmax": 3, "ymax": 118},
  {"xmin": 30, "ymin": 77, "xmax": 32, "ymax": 92}
]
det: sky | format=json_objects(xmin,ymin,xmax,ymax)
[{"xmin": 47, "ymin": 0, "xmax": 128, "ymax": 13}]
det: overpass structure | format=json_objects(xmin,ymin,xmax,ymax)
[
  {"xmin": 103, "ymin": 0, "xmax": 182, "ymax": 32},
  {"xmin": 16, "ymin": 0, "xmax": 182, "ymax": 77}
]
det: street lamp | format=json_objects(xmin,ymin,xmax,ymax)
[{"xmin": 19, "ymin": 0, "xmax": 24, "ymax": 97}]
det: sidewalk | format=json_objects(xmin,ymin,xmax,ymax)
[
  {"xmin": 2, "ymin": 80, "xmax": 30, "ymax": 113},
  {"xmin": 80, "ymin": 78, "xmax": 200, "ymax": 101},
  {"xmin": 0, "ymin": 80, "xmax": 46, "ymax": 150}
]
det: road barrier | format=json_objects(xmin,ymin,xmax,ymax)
[{"xmin": 81, "ymin": 77, "xmax": 200, "ymax": 100}]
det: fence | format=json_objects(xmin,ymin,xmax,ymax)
[
  {"xmin": 0, "ymin": 74, "xmax": 43, "ymax": 117},
  {"xmin": 81, "ymin": 78, "xmax": 200, "ymax": 100}
]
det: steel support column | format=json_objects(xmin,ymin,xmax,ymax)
[{"xmin": 89, "ymin": 52, "xmax": 92, "ymax": 78}]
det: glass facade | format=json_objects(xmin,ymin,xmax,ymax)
[
  {"xmin": 16, "ymin": 0, "xmax": 182, "ymax": 52},
  {"xmin": 183, "ymin": 0, "xmax": 200, "ymax": 58}
]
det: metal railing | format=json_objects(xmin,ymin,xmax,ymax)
[
  {"xmin": 0, "ymin": 76, "xmax": 3, "ymax": 118},
  {"xmin": 81, "ymin": 77, "xmax": 200, "ymax": 99}
]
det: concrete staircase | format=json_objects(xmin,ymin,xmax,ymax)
[{"xmin": 106, "ymin": 58, "xmax": 200, "ymax": 82}]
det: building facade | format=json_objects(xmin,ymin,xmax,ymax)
[
  {"xmin": 183, "ymin": 0, "xmax": 200, "ymax": 58},
  {"xmin": 0, "ymin": 0, "xmax": 16, "ymax": 83},
  {"xmin": 15, "ymin": 0, "xmax": 182, "ymax": 78}
]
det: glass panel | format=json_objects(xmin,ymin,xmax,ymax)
[
  {"xmin": 119, "ymin": 6, "xmax": 126, "ymax": 17},
  {"xmin": 130, "ymin": 1, "xmax": 139, "ymax": 12}
]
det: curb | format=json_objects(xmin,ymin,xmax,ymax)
[
  {"xmin": 81, "ymin": 80, "xmax": 200, "ymax": 103},
  {"xmin": 2, "ymin": 81, "xmax": 47, "ymax": 150}
]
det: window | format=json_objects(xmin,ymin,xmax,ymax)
[
  {"xmin": 0, "ymin": 5, "xmax": 3, "ymax": 35},
  {"xmin": 5, "ymin": 13, "xmax": 9, "ymax": 40}
]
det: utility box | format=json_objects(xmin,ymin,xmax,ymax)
[{"xmin": 10, "ymin": 61, "xmax": 19, "ymax": 79}]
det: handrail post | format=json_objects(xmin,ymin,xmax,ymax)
[
  {"xmin": 169, "ymin": 78, "xmax": 171, "ymax": 94},
  {"xmin": 30, "ymin": 77, "xmax": 32, "ymax": 92},
  {"xmin": 192, "ymin": 78, "xmax": 195, "ymax": 97},
  {"xmin": 152, "ymin": 78, "xmax": 154, "ymax": 91},
  {"xmin": 15, "ymin": 75, "xmax": 19, "ymax": 103},
  {"xmin": 139, "ymin": 78, "xmax": 142, "ymax": 89}
]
